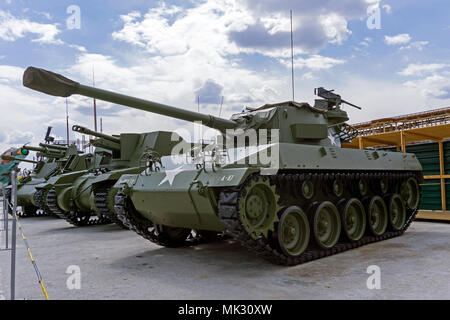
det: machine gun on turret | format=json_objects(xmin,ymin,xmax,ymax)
[{"xmin": 314, "ymin": 87, "xmax": 362, "ymax": 110}]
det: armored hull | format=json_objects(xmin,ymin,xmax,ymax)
[{"xmin": 116, "ymin": 143, "xmax": 420, "ymax": 230}]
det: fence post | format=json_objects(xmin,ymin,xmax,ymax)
[
  {"xmin": 10, "ymin": 171, "xmax": 17, "ymax": 300},
  {"xmin": 2, "ymin": 185, "xmax": 8, "ymax": 249}
]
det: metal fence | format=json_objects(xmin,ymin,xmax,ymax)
[{"xmin": 0, "ymin": 171, "xmax": 17, "ymax": 300}]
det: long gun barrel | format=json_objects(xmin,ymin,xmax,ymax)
[
  {"xmin": 1, "ymin": 155, "xmax": 39, "ymax": 164},
  {"xmin": 23, "ymin": 145, "xmax": 66, "ymax": 158},
  {"xmin": 72, "ymin": 125, "xmax": 121, "ymax": 144},
  {"xmin": 39, "ymin": 143, "xmax": 69, "ymax": 150},
  {"xmin": 23, "ymin": 67, "xmax": 239, "ymax": 132}
]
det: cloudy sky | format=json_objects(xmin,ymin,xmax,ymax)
[{"xmin": 0, "ymin": 0, "xmax": 449, "ymax": 153}]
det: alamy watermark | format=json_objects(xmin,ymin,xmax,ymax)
[
  {"xmin": 366, "ymin": 265, "xmax": 381, "ymax": 289},
  {"xmin": 66, "ymin": 265, "xmax": 81, "ymax": 290},
  {"xmin": 66, "ymin": 5, "xmax": 81, "ymax": 30},
  {"xmin": 366, "ymin": 5, "xmax": 381, "ymax": 30},
  {"xmin": 167, "ymin": 122, "xmax": 280, "ymax": 174}
]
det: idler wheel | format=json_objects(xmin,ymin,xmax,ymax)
[
  {"xmin": 400, "ymin": 177, "xmax": 420, "ymax": 209},
  {"xmin": 238, "ymin": 175, "xmax": 280, "ymax": 239},
  {"xmin": 339, "ymin": 198, "xmax": 366, "ymax": 242},
  {"xmin": 387, "ymin": 194, "xmax": 406, "ymax": 231},
  {"xmin": 277, "ymin": 206, "xmax": 310, "ymax": 257},
  {"xmin": 366, "ymin": 196, "xmax": 388, "ymax": 236},
  {"xmin": 312, "ymin": 201, "xmax": 341, "ymax": 249}
]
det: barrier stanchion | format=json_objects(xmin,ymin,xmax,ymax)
[
  {"xmin": 10, "ymin": 171, "xmax": 16, "ymax": 300},
  {"xmin": 6, "ymin": 171, "xmax": 50, "ymax": 300},
  {"xmin": 1, "ymin": 172, "xmax": 49, "ymax": 300}
]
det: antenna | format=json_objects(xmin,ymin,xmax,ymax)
[
  {"xmin": 66, "ymin": 98, "xmax": 70, "ymax": 146},
  {"xmin": 219, "ymin": 96, "xmax": 224, "ymax": 117},
  {"xmin": 100, "ymin": 118, "xmax": 103, "ymax": 133},
  {"xmin": 290, "ymin": 9, "xmax": 295, "ymax": 102},
  {"xmin": 93, "ymin": 65, "xmax": 98, "ymax": 132},
  {"xmin": 197, "ymin": 96, "xmax": 200, "ymax": 112}
]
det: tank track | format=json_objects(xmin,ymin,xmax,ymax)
[
  {"xmin": 46, "ymin": 188, "xmax": 111, "ymax": 227},
  {"xmin": 46, "ymin": 188, "xmax": 68, "ymax": 219},
  {"xmin": 33, "ymin": 189, "xmax": 51, "ymax": 216},
  {"xmin": 94, "ymin": 185, "xmax": 129, "ymax": 229},
  {"xmin": 218, "ymin": 170, "xmax": 421, "ymax": 266},
  {"xmin": 114, "ymin": 190, "xmax": 213, "ymax": 247}
]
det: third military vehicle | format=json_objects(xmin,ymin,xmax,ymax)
[
  {"xmin": 42, "ymin": 124, "xmax": 184, "ymax": 227},
  {"xmin": 14, "ymin": 143, "xmax": 92, "ymax": 216}
]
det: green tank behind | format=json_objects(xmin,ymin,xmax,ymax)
[
  {"xmin": 23, "ymin": 66, "xmax": 423, "ymax": 265},
  {"xmin": 42, "ymin": 124, "xmax": 185, "ymax": 227},
  {"xmin": 12, "ymin": 143, "xmax": 94, "ymax": 217}
]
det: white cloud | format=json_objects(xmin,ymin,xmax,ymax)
[
  {"xmin": 384, "ymin": 33, "xmax": 411, "ymax": 45},
  {"xmin": 400, "ymin": 41, "xmax": 429, "ymax": 51},
  {"xmin": 0, "ymin": 10, "xmax": 62, "ymax": 44},
  {"xmin": 112, "ymin": 1, "xmax": 251, "ymax": 57},
  {"xmin": 320, "ymin": 13, "xmax": 351, "ymax": 45},
  {"xmin": 398, "ymin": 63, "xmax": 448, "ymax": 76},
  {"xmin": 112, "ymin": 0, "xmax": 365, "ymax": 59},
  {"xmin": 0, "ymin": 64, "xmax": 64, "ymax": 152},
  {"xmin": 35, "ymin": 11, "xmax": 52, "ymax": 20},
  {"xmin": 301, "ymin": 72, "xmax": 317, "ymax": 80},
  {"xmin": 68, "ymin": 44, "xmax": 87, "ymax": 52},
  {"xmin": 281, "ymin": 55, "xmax": 345, "ymax": 70},
  {"xmin": 404, "ymin": 74, "xmax": 450, "ymax": 100},
  {"xmin": 0, "ymin": 65, "xmax": 24, "ymax": 82},
  {"xmin": 397, "ymin": 63, "xmax": 450, "ymax": 101}
]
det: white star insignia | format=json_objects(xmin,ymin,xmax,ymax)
[{"xmin": 158, "ymin": 166, "xmax": 185, "ymax": 186}]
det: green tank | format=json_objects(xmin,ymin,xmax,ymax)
[
  {"xmin": 23, "ymin": 67, "xmax": 423, "ymax": 265},
  {"xmin": 13, "ymin": 143, "xmax": 93, "ymax": 217},
  {"xmin": 42, "ymin": 124, "xmax": 184, "ymax": 227}
]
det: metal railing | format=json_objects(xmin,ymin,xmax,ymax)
[
  {"xmin": 0, "ymin": 172, "xmax": 49, "ymax": 300},
  {"xmin": 0, "ymin": 171, "xmax": 17, "ymax": 300}
]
